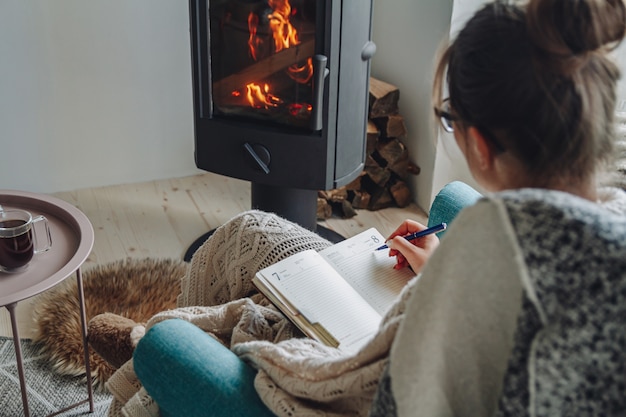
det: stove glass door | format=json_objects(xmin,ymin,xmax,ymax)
[{"xmin": 209, "ymin": 0, "xmax": 320, "ymax": 130}]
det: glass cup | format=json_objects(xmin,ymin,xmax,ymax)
[{"xmin": 0, "ymin": 209, "xmax": 52, "ymax": 273}]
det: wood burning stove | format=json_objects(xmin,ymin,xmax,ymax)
[{"xmin": 189, "ymin": 0, "xmax": 375, "ymax": 235}]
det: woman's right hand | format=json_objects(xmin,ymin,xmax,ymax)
[{"xmin": 386, "ymin": 219, "xmax": 440, "ymax": 273}]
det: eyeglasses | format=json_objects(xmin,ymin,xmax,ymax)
[
  {"xmin": 433, "ymin": 98, "xmax": 457, "ymax": 133},
  {"xmin": 433, "ymin": 98, "xmax": 506, "ymax": 153}
]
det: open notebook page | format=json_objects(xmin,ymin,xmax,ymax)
[
  {"xmin": 257, "ymin": 249, "xmax": 382, "ymax": 353},
  {"xmin": 320, "ymin": 228, "xmax": 416, "ymax": 316}
]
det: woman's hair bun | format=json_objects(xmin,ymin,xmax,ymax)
[{"xmin": 526, "ymin": 0, "xmax": 626, "ymax": 58}]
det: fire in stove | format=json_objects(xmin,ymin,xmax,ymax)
[{"xmin": 211, "ymin": 0, "xmax": 317, "ymax": 127}]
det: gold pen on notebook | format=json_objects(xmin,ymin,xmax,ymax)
[{"xmin": 375, "ymin": 222, "xmax": 447, "ymax": 251}]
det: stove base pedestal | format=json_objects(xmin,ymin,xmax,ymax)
[{"xmin": 184, "ymin": 183, "xmax": 344, "ymax": 262}]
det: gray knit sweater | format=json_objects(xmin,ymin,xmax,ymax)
[{"xmin": 371, "ymin": 188, "xmax": 626, "ymax": 417}]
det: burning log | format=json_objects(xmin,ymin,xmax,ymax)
[
  {"xmin": 213, "ymin": 39, "xmax": 315, "ymax": 97},
  {"xmin": 317, "ymin": 77, "xmax": 420, "ymax": 219}
]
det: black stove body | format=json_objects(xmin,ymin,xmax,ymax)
[{"xmin": 189, "ymin": 0, "xmax": 375, "ymax": 230}]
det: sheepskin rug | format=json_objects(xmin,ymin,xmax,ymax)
[{"xmin": 31, "ymin": 257, "xmax": 187, "ymax": 389}]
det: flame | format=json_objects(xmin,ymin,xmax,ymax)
[
  {"xmin": 267, "ymin": 0, "xmax": 300, "ymax": 53},
  {"xmin": 247, "ymin": 12, "xmax": 261, "ymax": 61},
  {"xmin": 288, "ymin": 57, "xmax": 313, "ymax": 84},
  {"xmin": 243, "ymin": 0, "xmax": 313, "ymax": 111},
  {"xmin": 245, "ymin": 83, "xmax": 282, "ymax": 108},
  {"xmin": 247, "ymin": 0, "xmax": 300, "ymax": 59}
]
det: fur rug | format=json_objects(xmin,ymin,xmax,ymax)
[{"xmin": 31, "ymin": 257, "xmax": 187, "ymax": 390}]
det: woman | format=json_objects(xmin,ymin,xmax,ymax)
[
  {"xmin": 371, "ymin": 0, "xmax": 626, "ymax": 416},
  {"xmin": 102, "ymin": 0, "xmax": 626, "ymax": 415}
]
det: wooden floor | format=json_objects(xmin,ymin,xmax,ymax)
[{"xmin": 0, "ymin": 172, "xmax": 426, "ymax": 338}]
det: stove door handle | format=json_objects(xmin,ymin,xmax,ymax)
[
  {"xmin": 310, "ymin": 54, "xmax": 329, "ymax": 131},
  {"xmin": 244, "ymin": 142, "xmax": 271, "ymax": 174}
]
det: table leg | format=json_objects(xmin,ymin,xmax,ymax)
[
  {"xmin": 76, "ymin": 267, "xmax": 95, "ymax": 412},
  {"xmin": 6, "ymin": 302, "xmax": 31, "ymax": 417},
  {"xmin": 46, "ymin": 268, "xmax": 96, "ymax": 417}
]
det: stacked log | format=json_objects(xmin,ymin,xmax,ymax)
[{"xmin": 318, "ymin": 77, "xmax": 420, "ymax": 219}]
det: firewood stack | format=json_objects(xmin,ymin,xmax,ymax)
[{"xmin": 317, "ymin": 77, "xmax": 420, "ymax": 220}]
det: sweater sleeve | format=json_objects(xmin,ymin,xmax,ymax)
[{"xmin": 385, "ymin": 198, "xmax": 525, "ymax": 417}]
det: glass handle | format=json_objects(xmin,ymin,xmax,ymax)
[
  {"xmin": 310, "ymin": 54, "xmax": 329, "ymax": 131},
  {"xmin": 32, "ymin": 215, "xmax": 52, "ymax": 254}
]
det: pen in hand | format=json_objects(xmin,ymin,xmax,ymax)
[{"xmin": 375, "ymin": 222, "xmax": 447, "ymax": 251}]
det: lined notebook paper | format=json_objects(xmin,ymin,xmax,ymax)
[{"xmin": 253, "ymin": 228, "xmax": 416, "ymax": 353}]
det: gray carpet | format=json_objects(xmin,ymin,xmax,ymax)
[{"xmin": 0, "ymin": 337, "xmax": 112, "ymax": 417}]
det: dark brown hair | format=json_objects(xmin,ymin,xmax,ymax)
[{"xmin": 433, "ymin": 0, "xmax": 626, "ymax": 184}]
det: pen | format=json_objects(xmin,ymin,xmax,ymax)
[{"xmin": 375, "ymin": 222, "xmax": 447, "ymax": 251}]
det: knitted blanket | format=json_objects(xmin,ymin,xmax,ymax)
[{"xmin": 106, "ymin": 211, "xmax": 415, "ymax": 417}]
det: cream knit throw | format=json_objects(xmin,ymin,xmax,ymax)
[
  {"xmin": 106, "ymin": 210, "xmax": 414, "ymax": 417},
  {"xmin": 177, "ymin": 209, "xmax": 332, "ymax": 307}
]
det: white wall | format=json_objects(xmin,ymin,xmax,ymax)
[
  {"xmin": 4, "ymin": 1, "xmax": 626, "ymax": 211},
  {"xmin": 1, "ymin": 0, "xmax": 457, "ymax": 210},
  {"xmin": 430, "ymin": 0, "xmax": 486, "ymax": 202},
  {"xmin": 370, "ymin": 0, "xmax": 454, "ymax": 212},
  {"xmin": 0, "ymin": 1, "xmax": 199, "ymax": 193},
  {"xmin": 1, "ymin": 0, "xmax": 461, "ymax": 213}
]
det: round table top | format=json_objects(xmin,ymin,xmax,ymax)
[{"xmin": 0, "ymin": 190, "xmax": 94, "ymax": 306}]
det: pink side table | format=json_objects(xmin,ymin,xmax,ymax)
[{"xmin": 0, "ymin": 190, "xmax": 95, "ymax": 417}]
